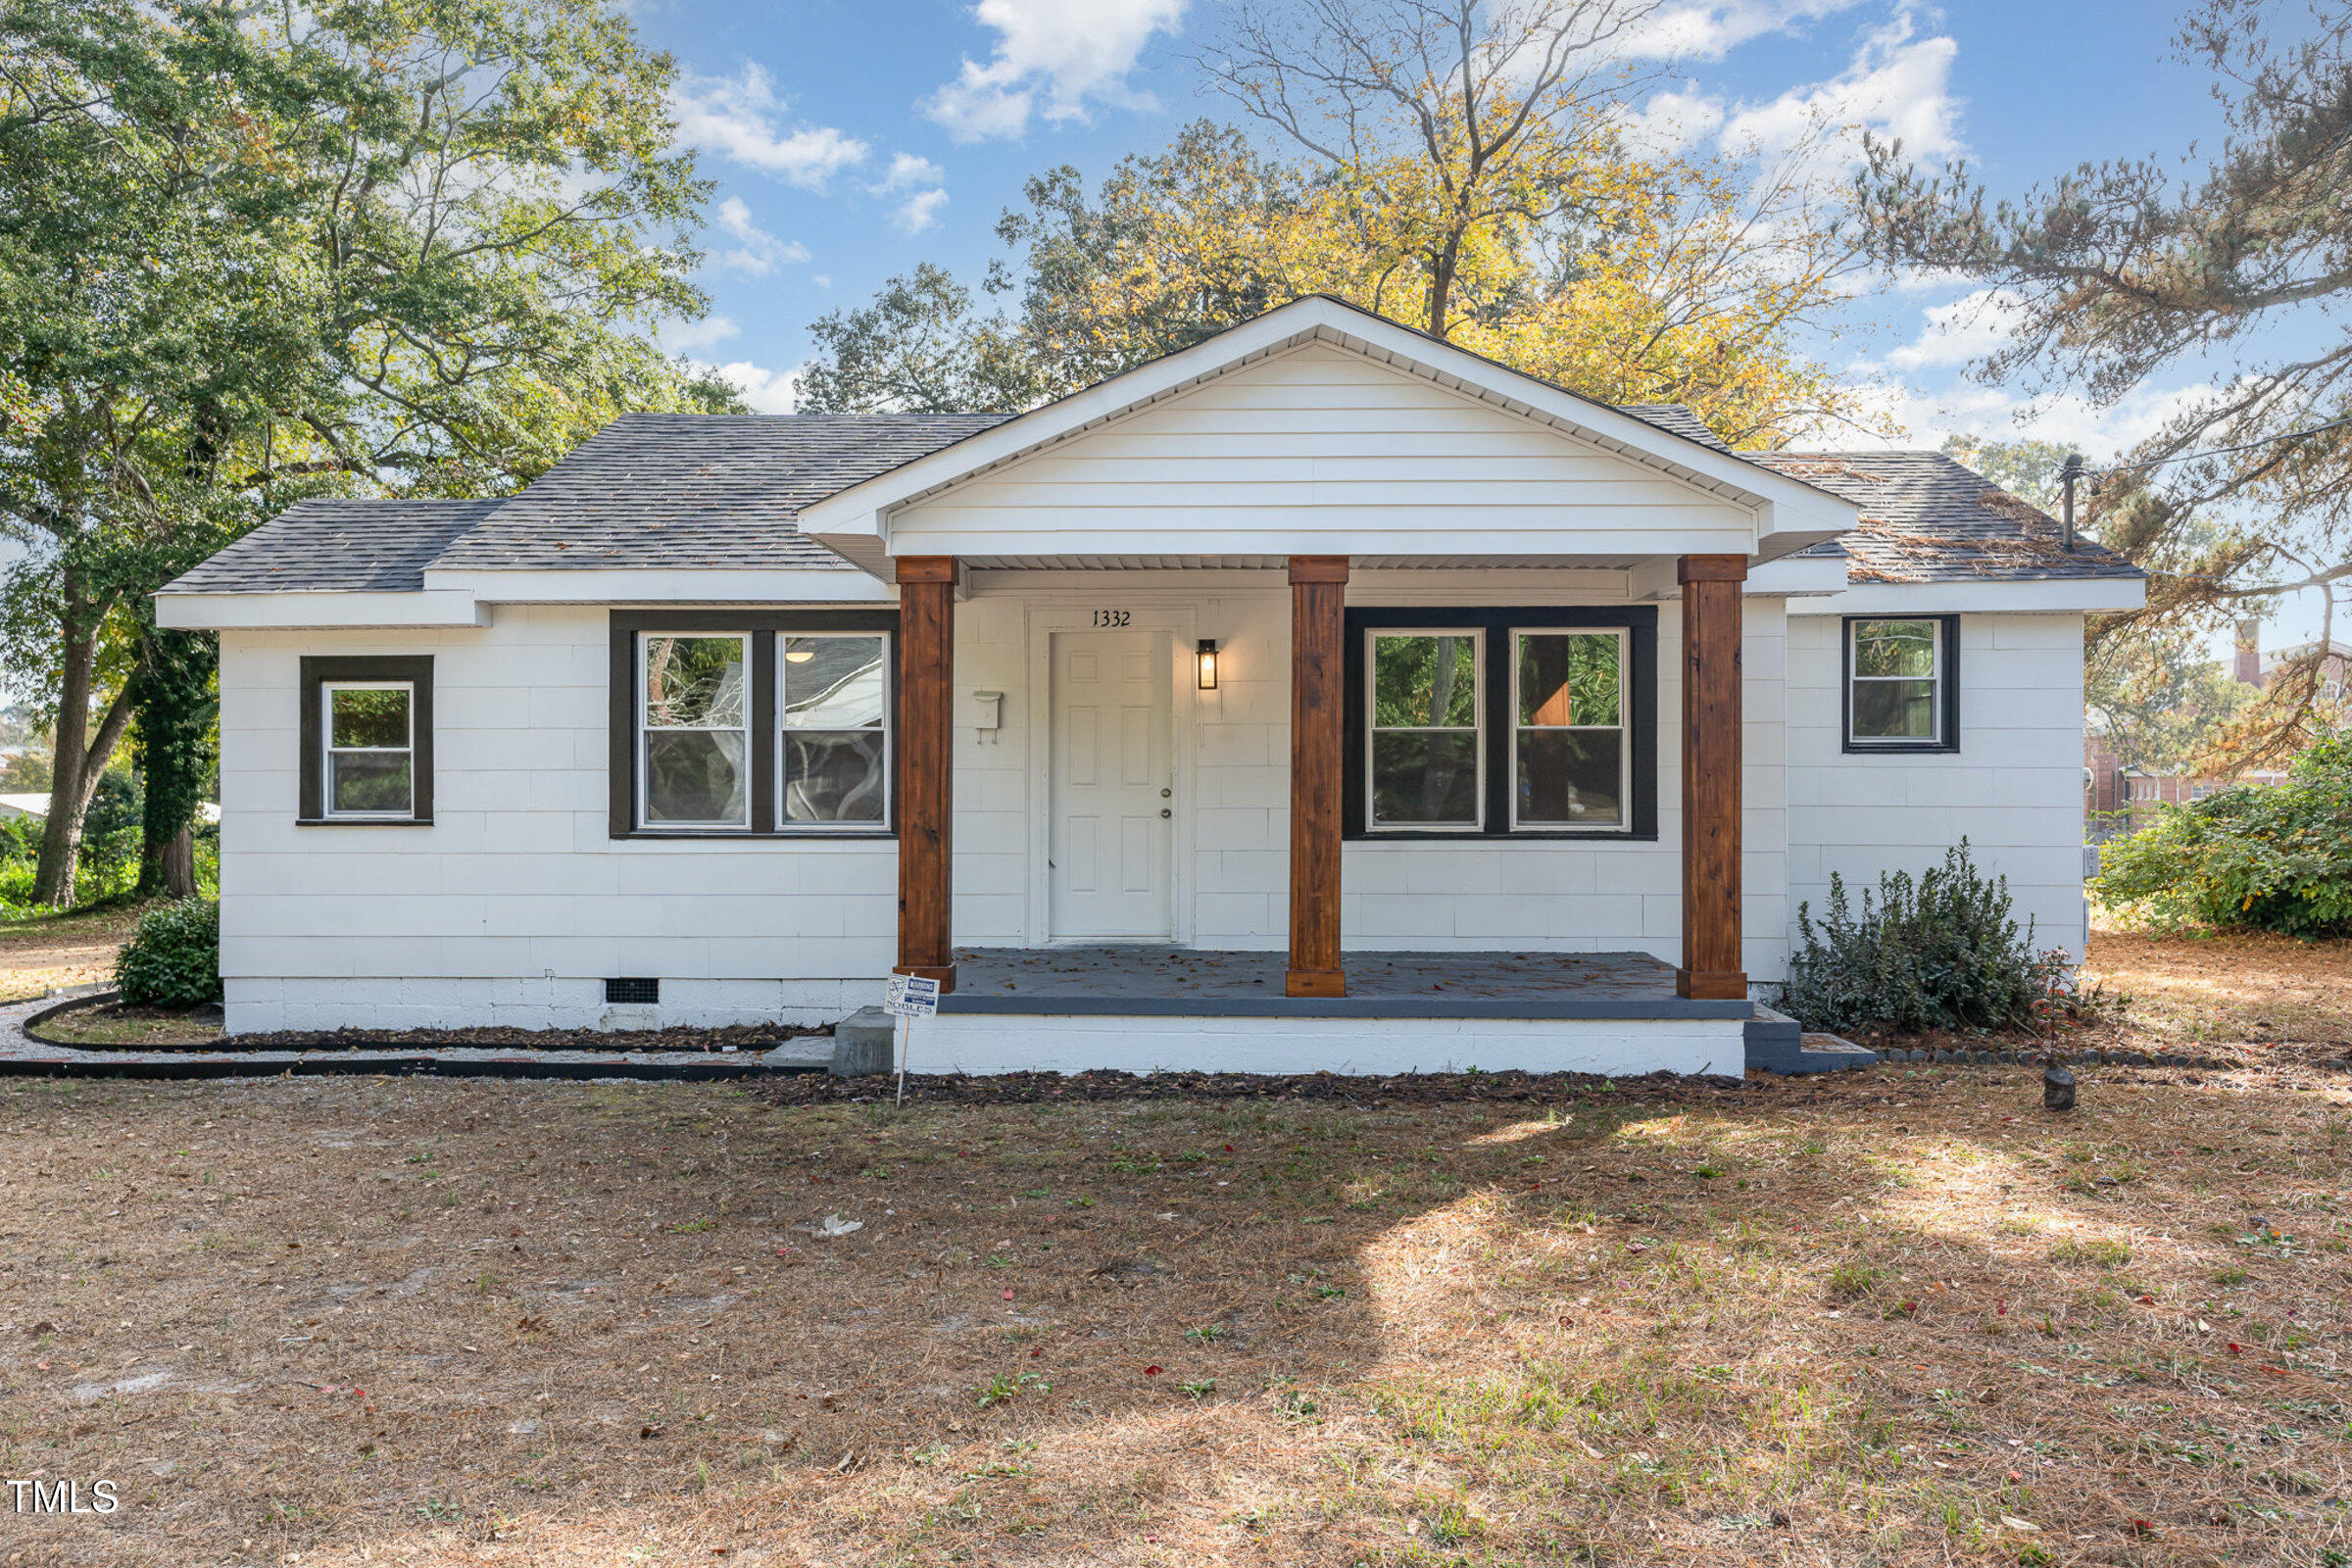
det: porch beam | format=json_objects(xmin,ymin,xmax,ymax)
[
  {"xmin": 1286, "ymin": 555, "xmax": 1348, "ymax": 998},
  {"xmin": 1678, "ymin": 554, "xmax": 1746, "ymax": 1001},
  {"xmin": 896, "ymin": 556, "xmax": 957, "ymax": 993}
]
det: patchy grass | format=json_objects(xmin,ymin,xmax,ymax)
[
  {"xmin": 0, "ymin": 902, "xmax": 141, "ymax": 1002},
  {"xmin": 31, "ymin": 1001, "xmax": 224, "ymax": 1048},
  {"xmin": 0, "ymin": 1068, "xmax": 2344, "ymax": 1566}
]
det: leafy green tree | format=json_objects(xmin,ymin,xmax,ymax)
[
  {"xmin": 127, "ymin": 624, "xmax": 216, "ymax": 898},
  {"xmin": 0, "ymin": 0, "xmax": 734, "ymax": 905},
  {"xmin": 1859, "ymin": 0, "xmax": 2352, "ymax": 767},
  {"xmin": 1938, "ymin": 433, "xmax": 2072, "ymax": 513},
  {"xmin": 2085, "ymin": 620, "xmax": 2256, "ymax": 779}
]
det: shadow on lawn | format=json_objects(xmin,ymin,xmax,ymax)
[{"xmin": 7, "ymin": 1070, "xmax": 2338, "ymax": 1566}]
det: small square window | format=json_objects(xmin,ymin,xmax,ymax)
[
  {"xmin": 1844, "ymin": 616, "xmax": 1958, "ymax": 752},
  {"xmin": 300, "ymin": 657, "xmax": 432, "ymax": 824}
]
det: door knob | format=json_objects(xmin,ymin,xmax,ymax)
[
  {"xmin": 1159, "ymin": 787, "xmax": 1171, "ymax": 798},
  {"xmin": 1159, "ymin": 808, "xmax": 1171, "ymax": 818}
]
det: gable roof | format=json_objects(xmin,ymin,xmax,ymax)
[
  {"xmin": 165, "ymin": 499, "xmax": 503, "ymax": 593},
  {"xmin": 795, "ymin": 294, "xmax": 1857, "ymax": 567},
  {"xmin": 428, "ymin": 412, "xmax": 1014, "ymax": 573},
  {"xmin": 1752, "ymin": 451, "xmax": 2144, "ymax": 584}
]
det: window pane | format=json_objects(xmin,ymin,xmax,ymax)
[
  {"xmin": 784, "ymin": 636, "xmax": 885, "ymax": 729},
  {"xmin": 1518, "ymin": 633, "xmax": 1621, "ymax": 726},
  {"xmin": 644, "ymin": 636, "xmax": 746, "ymax": 727},
  {"xmin": 784, "ymin": 730, "xmax": 887, "ymax": 822},
  {"xmin": 1853, "ymin": 620, "xmax": 1937, "ymax": 677},
  {"xmin": 645, "ymin": 729, "xmax": 747, "ymax": 824},
  {"xmin": 1853, "ymin": 678, "xmax": 1936, "ymax": 738},
  {"xmin": 1371, "ymin": 731, "xmax": 1480, "ymax": 825},
  {"xmin": 1373, "ymin": 635, "xmax": 1478, "ymax": 727},
  {"xmin": 1517, "ymin": 730, "xmax": 1622, "ymax": 825},
  {"xmin": 329, "ymin": 751, "xmax": 412, "ymax": 814},
  {"xmin": 330, "ymin": 687, "xmax": 409, "ymax": 749}
]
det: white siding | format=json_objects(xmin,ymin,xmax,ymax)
[
  {"xmin": 889, "ymin": 343, "xmax": 1758, "ymax": 561},
  {"xmin": 1785, "ymin": 610, "xmax": 2088, "ymax": 962}
]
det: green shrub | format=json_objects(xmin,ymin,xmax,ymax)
[
  {"xmin": 1780, "ymin": 840, "xmax": 2074, "ymax": 1035},
  {"xmin": 115, "ymin": 898, "xmax": 221, "ymax": 1007},
  {"xmin": 2094, "ymin": 736, "xmax": 2352, "ymax": 937}
]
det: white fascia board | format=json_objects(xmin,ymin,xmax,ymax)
[
  {"xmin": 154, "ymin": 590, "xmax": 486, "ymax": 629},
  {"xmin": 421, "ymin": 568, "xmax": 895, "ymax": 605},
  {"xmin": 796, "ymin": 295, "xmax": 1858, "ymax": 555},
  {"xmin": 1786, "ymin": 577, "xmax": 2149, "ymax": 615},
  {"xmin": 1745, "ymin": 553, "xmax": 1849, "ymax": 598}
]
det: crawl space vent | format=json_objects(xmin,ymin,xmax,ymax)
[{"xmin": 604, "ymin": 977, "xmax": 660, "ymax": 1005}]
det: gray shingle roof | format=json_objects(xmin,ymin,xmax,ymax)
[
  {"xmin": 1750, "ymin": 450, "xmax": 2144, "ymax": 584},
  {"xmin": 427, "ymin": 412, "xmax": 1014, "ymax": 572},
  {"xmin": 161, "ymin": 500, "xmax": 503, "ymax": 594},
  {"xmin": 1618, "ymin": 404, "xmax": 1734, "ymax": 454}
]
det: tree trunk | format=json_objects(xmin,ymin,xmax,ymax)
[
  {"xmin": 162, "ymin": 826, "xmax": 196, "ymax": 898},
  {"xmin": 31, "ymin": 605, "xmax": 135, "ymax": 907}
]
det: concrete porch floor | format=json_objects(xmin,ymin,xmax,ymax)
[{"xmin": 937, "ymin": 947, "xmax": 1752, "ymax": 1020}]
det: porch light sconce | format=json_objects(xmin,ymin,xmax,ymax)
[{"xmin": 1196, "ymin": 639, "xmax": 1220, "ymax": 691}]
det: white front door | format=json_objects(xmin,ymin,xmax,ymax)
[{"xmin": 1049, "ymin": 631, "xmax": 1174, "ymax": 940}]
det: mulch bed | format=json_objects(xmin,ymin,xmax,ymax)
[
  {"xmin": 751, "ymin": 1065, "xmax": 1717, "ymax": 1107},
  {"xmin": 24, "ymin": 994, "xmax": 828, "ymax": 1055}
]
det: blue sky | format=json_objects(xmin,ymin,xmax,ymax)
[{"xmin": 632, "ymin": 0, "xmax": 2235, "ymax": 464}]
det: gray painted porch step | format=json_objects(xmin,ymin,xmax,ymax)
[{"xmin": 1743, "ymin": 1003, "xmax": 1878, "ymax": 1074}]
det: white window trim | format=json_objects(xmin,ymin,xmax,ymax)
[
  {"xmin": 1507, "ymin": 626, "xmax": 1632, "ymax": 833},
  {"xmin": 1364, "ymin": 627, "xmax": 1486, "ymax": 833},
  {"xmin": 638, "ymin": 631, "xmax": 753, "ymax": 831},
  {"xmin": 320, "ymin": 680, "xmax": 416, "ymax": 820},
  {"xmin": 776, "ymin": 630, "xmax": 893, "ymax": 833},
  {"xmin": 1847, "ymin": 618, "xmax": 1945, "ymax": 748}
]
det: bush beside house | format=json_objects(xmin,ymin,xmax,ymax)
[
  {"xmin": 115, "ymin": 898, "xmax": 222, "ymax": 1008},
  {"xmin": 2094, "ymin": 736, "xmax": 2352, "ymax": 938},
  {"xmin": 1781, "ymin": 841, "xmax": 2075, "ymax": 1036}
]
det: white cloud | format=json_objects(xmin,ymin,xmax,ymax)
[
  {"xmin": 1878, "ymin": 288, "xmax": 2025, "ymax": 372},
  {"xmin": 1624, "ymin": 0, "xmax": 1865, "ymax": 59},
  {"xmin": 673, "ymin": 64, "xmax": 868, "ymax": 187},
  {"xmin": 893, "ymin": 186, "xmax": 952, "ymax": 235},
  {"xmin": 710, "ymin": 195, "xmax": 811, "ymax": 275},
  {"xmin": 656, "ymin": 314, "xmax": 741, "ymax": 355},
  {"xmin": 925, "ymin": 0, "xmax": 1186, "ymax": 143},
  {"xmin": 869, "ymin": 152, "xmax": 951, "ymax": 234},
  {"xmin": 1849, "ymin": 374, "xmax": 2216, "ymax": 459},
  {"xmin": 713, "ymin": 359, "xmax": 803, "ymax": 415},
  {"xmin": 1617, "ymin": 83, "xmax": 1727, "ymax": 156},
  {"xmin": 874, "ymin": 152, "xmax": 946, "ymax": 191},
  {"xmin": 1719, "ymin": 7, "xmax": 1962, "ymax": 167}
]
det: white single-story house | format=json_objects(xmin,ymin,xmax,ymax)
[{"xmin": 157, "ymin": 296, "xmax": 2143, "ymax": 1076}]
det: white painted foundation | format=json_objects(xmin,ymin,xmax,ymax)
[
  {"xmin": 224, "ymin": 976, "xmax": 872, "ymax": 1036},
  {"xmin": 906, "ymin": 1012, "xmax": 1744, "ymax": 1078}
]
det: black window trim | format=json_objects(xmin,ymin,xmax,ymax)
[
  {"xmin": 298, "ymin": 656, "xmax": 434, "ymax": 825},
  {"xmin": 1343, "ymin": 606, "xmax": 1658, "ymax": 841},
  {"xmin": 608, "ymin": 609, "xmax": 899, "ymax": 840},
  {"xmin": 1840, "ymin": 613, "xmax": 1961, "ymax": 755}
]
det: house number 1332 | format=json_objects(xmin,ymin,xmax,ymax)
[{"xmin": 1091, "ymin": 610, "xmax": 1131, "ymax": 627}]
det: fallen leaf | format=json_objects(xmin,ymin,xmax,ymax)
[{"xmin": 1999, "ymin": 1515, "xmax": 2040, "ymax": 1533}]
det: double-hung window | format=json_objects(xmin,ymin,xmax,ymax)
[
  {"xmin": 611, "ymin": 612, "xmax": 897, "ymax": 837},
  {"xmin": 779, "ymin": 633, "xmax": 890, "ymax": 827},
  {"xmin": 1367, "ymin": 631, "xmax": 1483, "ymax": 829},
  {"xmin": 298, "ymin": 656, "xmax": 433, "ymax": 824},
  {"xmin": 640, "ymin": 633, "xmax": 752, "ymax": 828},
  {"xmin": 1348, "ymin": 608, "xmax": 1656, "ymax": 838},
  {"xmin": 1844, "ymin": 615, "xmax": 1959, "ymax": 752},
  {"xmin": 322, "ymin": 683, "xmax": 416, "ymax": 818},
  {"xmin": 1512, "ymin": 628, "xmax": 1628, "ymax": 829}
]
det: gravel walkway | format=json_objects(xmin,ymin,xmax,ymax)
[{"xmin": 0, "ymin": 989, "xmax": 834, "ymax": 1079}]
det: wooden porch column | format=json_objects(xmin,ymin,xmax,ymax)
[
  {"xmin": 1287, "ymin": 555, "xmax": 1348, "ymax": 998},
  {"xmin": 1678, "ymin": 555, "xmax": 1747, "ymax": 1001},
  {"xmin": 895, "ymin": 556, "xmax": 956, "ymax": 993}
]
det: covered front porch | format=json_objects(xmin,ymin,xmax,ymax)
[{"xmin": 881, "ymin": 549, "xmax": 1755, "ymax": 1048}]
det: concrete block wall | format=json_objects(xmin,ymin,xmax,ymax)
[{"xmin": 1785, "ymin": 610, "xmax": 2089, "ymax": 962}]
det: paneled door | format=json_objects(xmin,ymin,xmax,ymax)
[{"xmin": 1049, "ymin": 631, "xmax": 1174, "ymax": 940}]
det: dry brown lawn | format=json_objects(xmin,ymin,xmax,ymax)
[
  {"xmin": 0, "ymin": 1064, "xmax": 2345, "ymax": 1568},
  {"xmin": 2082, "ymin": 921, "xmax": 2352, "ymax": 1051},
  {"xmin": 0, "ymin": 904, "xmax": 141, "ymax": 1003}
]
